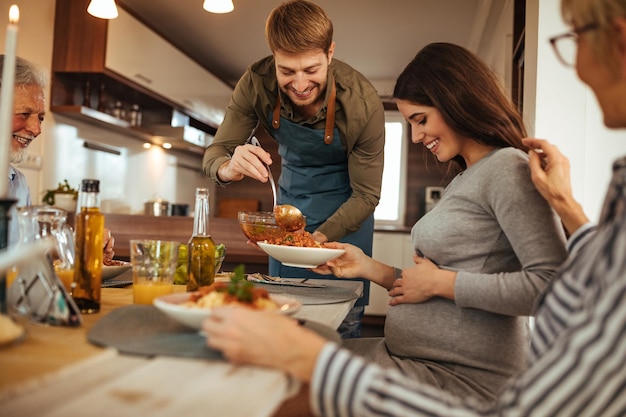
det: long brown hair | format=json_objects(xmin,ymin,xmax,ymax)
[{"xmin": 393, "ymin": 43, "xmax": 527, "ymax": 169}]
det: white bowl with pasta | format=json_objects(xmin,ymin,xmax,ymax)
[
  {"xmin": 256, "ymin": 242, "xmax": 345, "ymax": 268},
  {"xmin": 153, "ymin": 291, "xmax": 301, "ymax": 330}
]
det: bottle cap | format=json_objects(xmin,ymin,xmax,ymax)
[{"xmin": 80, "ymin": 179, "xmax": 100, "ymax": 192}]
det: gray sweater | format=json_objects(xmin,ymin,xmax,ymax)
[{"xmin": 345, "ymin": 148, "xmax": 568, "ymax": 402}]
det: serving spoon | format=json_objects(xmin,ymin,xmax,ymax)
[
  {"xmin": 273, "ymin": 204, "xmax": 305, "ymax": 232},
  {"xmin": 245, "ymin": 123, "xmax": 305, "ymax": 232}
]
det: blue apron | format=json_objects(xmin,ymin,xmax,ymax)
[{"xmin": 267, "ymin": 88, "xmax": 372, "ymax": 306}]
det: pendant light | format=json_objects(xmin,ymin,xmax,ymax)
[
  {"xmin": 203, "ymin": 0, "xmax": 234, "ymax": 14},
  {"xmin": 87, "ymin": 0, "xmax": 119, "ymax": 19}
]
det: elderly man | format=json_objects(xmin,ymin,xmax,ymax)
[
  {"xmin": 0, "ymin": 55, "xmax": 46, "ymax": 246},
  {"xmin": 0, "ymin": 55, "xmax": 114, "ymax": 260}
]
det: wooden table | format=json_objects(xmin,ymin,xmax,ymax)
[{"xmin": 0, "ymin": 279, "xmax": 361, "ymax": 416}]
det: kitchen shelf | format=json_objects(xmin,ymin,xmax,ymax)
[
  {"xmin": 51, "ymin": 105, "xmax": 205, "ymax": 157},
  {"xmin": 50, "ymin": 0, "xmax": 220, "ymax": 159},
  {"xmin": 52, "ymin": 105, "xmax": 151, "ymax": 140}
]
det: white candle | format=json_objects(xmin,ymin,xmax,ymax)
[{"xmin": 0, "ymin": 5, "xmax": 19, "ymax": 197}]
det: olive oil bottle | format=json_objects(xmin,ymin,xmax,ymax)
[
  {"xmin": 187, "ymin": 187, "xmax": 216, "ymax": 291},
  {"xmin": 73, "ymin": 179, "xmax": 104, "ymax": 313}
]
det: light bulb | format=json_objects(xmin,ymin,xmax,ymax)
[
  {"xmin": 203, "ymin": 0, "xmax": 234, "ymax": 14},
  {"xmin": 87, "ymin": 0, "xmax": 119, "ymax": 19}
]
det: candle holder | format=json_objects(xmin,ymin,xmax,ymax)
[{"xmin": 0, "ymin": 198, "xmax": 17, "ymax": 313}]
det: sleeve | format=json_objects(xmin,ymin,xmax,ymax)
[
  {"xmin": 507, "ymin": 229, "xmax": 626, "ymax": 416},
  {"xmin": 316, "ymin": 93, "xmax": 385, "ymax": 241},
  {"xmin": 566, "ymin": 221, "xmax": 597, "ymax": 255},
  {"xmin": 454, "ymin": 151, "xmax": 569, "ymax": 316},
  {"xmin": 202, "ymin": 69, "xmax": 264, "ymax": 184},
  {"xmin": 311, "ymin": 276, "xmax": 626, "ymax": 417},
  {"xmin": 310, "ymin": 343, "xmax": 488, "ymax": 417}
]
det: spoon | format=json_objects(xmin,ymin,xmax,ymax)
[
  {"xmin": 274, "ymin": 204, "xmax": 305, "ymax": 232},
  {"xmin": 245, "ymin": 123, "xmax": 277, "ymax": 208},
  {"xmin": 245, "ymin": 123, "xmax": 305, "ymax": 232}
]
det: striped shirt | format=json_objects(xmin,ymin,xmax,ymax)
[{"xmin": 310, "ymin": 156, "xmax": 626, "ymax": 417}]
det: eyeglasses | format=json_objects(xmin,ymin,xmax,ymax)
[{"xmin": 549, "ymin": 23, "xmax": 599, "ymax": 67}]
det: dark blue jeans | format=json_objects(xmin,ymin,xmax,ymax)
[{"xmin": 338, "ymin": 305, "xmax": 365, "ymax": 339}]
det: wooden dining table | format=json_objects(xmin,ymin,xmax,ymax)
[{"xmin": 0, "ymin": 276, "xmax": 362, "ymax": 417}]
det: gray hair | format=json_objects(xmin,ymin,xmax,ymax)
[
  {"xmin": 561, "ymin": 0, "xmax": 626, "ymax": 74},
  {"xmin": 0, "ymin": 55, "xmax": 47, "ymax": 90}
]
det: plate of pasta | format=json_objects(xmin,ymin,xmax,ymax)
[
  {"xmin": 257, "ymin": 241, "xmax": 345, "ymax": 268},
  {"xmin": 154, "ymin": 279, "xmax": 301, "ymax": 330}
]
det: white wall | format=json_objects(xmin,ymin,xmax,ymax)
[
  {"xmin": 525, "ymin": 0, "xmax": 626, "ymax": 222},
  {"xmin": 0, "ymin": 0, "xmax": 211, "ymax": 214}
]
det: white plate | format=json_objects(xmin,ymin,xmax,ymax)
[
  {"xmin": 102, "ymin": 263, "xmax": 131, "ymax": 281},
  {"xmin": 256, "ymin": 242, "xmax": 345, "ymax": 268},
  {"xmin": 153, "ymin": 292, "xmax": 301, "ymax": 330}
]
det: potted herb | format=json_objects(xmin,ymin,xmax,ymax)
[{"xmin": 42, "ymin": 179, "xmax": 79, "ymax": 212}]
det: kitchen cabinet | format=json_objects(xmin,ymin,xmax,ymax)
[
  {"xmin": 50, "ymin": 0, "xmax": 232, "ymax": 155},
  {"xmin": 105, "ymin": 8, "xmax": 232, "ymax": 127}
]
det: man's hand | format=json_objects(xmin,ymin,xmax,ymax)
[
  {"xmin": 217, "ymin": 144, "xmax": 273, "ymax": 183},
  {"xmin": 103, "ymin": 228, "xmax": 115, "ymax": 264}
]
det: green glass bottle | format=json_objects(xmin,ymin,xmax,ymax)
[{"xmin": 187, "ymin": 188, "xmax": 216, "ymax": 291}]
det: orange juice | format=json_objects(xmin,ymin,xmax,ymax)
[
  {"xmin": 5, "ymin": 266, "xmax": 19, "ymax": 288},
  {"xmin": 54, "ymin": 268, "xmax": 75, "ymax": 293},
  {"xmin": 133, "ymin": 282, "xmax": 173, "ymax": 305}
]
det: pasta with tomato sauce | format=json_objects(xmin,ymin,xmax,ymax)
[{"xmin": 266, "ymin": 231, "xmax": 321, "ymax": 247}]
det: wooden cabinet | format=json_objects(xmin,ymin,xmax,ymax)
[
  {"xmin": 105, "ymin": 8, "xmax": 232, "ymax": 127},
  {"xmin": 50, "ymin": 0, "xmax": 232, "ymax": 155}
]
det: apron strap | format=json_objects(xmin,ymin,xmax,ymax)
[
  {"xmin": 271, "ymin": 83, "xmax": 337, "ymax": 145},
  {"xmin": 272, "ymin": 92, "xmax": 281, "ymax": 129},
  {"xmin": 324, "ymin": 83, "xmax": 336, "ymax": 145}
]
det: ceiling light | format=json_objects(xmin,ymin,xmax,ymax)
[
  {"xmin": 142, "ymin": 143, "xmax": 152, "ymax": 149},
  {"xmin": 203, "ymin": 0, "xmax": 234, "ymax": 14},
  {"xmin": 162, "ymin": 143, "xmax": 173, "ymax": 149},
  {"xmin": 87, "ymin": 0, "xmax": 119, "ymax": 19}
]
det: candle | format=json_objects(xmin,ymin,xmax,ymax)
[{"xmin": 0, "ymin": 5, "xmax": 19, "ymax": 197}]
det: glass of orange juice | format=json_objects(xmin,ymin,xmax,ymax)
[
  {"xmin": 130, "ymin": 240, "xmax": 180, "ymax": 305},
  {"xmin": 54, "ymin": 266, "xmax": 75, "ymax": 293},
  {"xmin": 5, "ymin": 265, "xmax": 19, "ymax": 288}
]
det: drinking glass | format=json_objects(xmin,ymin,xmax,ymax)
[{"xmin": 130, "ymin": 240, "xmax": 179, "ymax": 304}]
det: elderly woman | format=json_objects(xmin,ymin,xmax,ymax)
[{"xmin": 203, "ymin": 0, "xmax": 626, "ymax": 415}]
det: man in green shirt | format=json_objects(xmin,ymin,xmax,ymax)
[{"xmin": 202, "ymin": 0, "xmax": 385, "ymax": 337}]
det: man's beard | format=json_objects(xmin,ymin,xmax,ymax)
[{"xmin": 10, "ymin": 147, "xmax": 26, "ymax": 164}]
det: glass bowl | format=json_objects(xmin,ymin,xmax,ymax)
[{"xmin": 238, "ymin": 211, "xmax": 286, "ymax": 243}]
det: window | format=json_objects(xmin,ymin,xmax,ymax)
[{"xmin": 374, "ymin": 111, "xmax": 408, "ymax": 226}]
